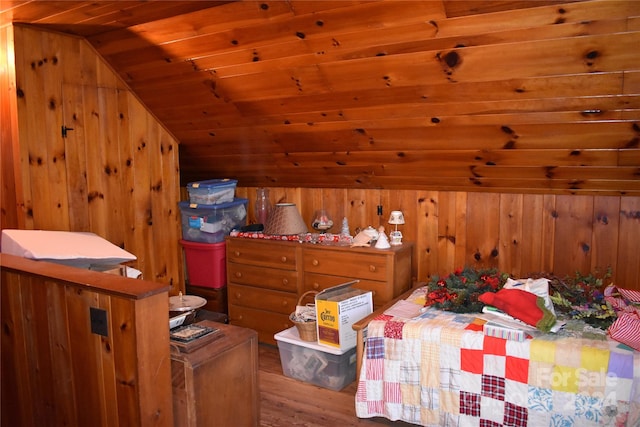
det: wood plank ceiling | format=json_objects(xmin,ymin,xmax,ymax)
[{"xmin": 2, "ymin": 0, "xmax": 639, "ymax": 194}]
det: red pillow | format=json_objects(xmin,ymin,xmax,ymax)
[{"xmin": 479, "ymin": 288, "xmax": 556, "ymax": 332}]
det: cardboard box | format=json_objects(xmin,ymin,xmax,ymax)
[{"xmin": 315, "ymin": 280, "xmax": 373, "ymax": 351}]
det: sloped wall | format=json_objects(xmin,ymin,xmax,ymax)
[{"xmin": 2, "ymin": 25, "xmax": 183, "ymax": 291}]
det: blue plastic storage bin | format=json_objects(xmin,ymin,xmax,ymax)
[
  {"xmin": 179, "ymin": 198, "xmax": 247, "ymax": 243},
  {"xmin": 186, "ymin": 179, "xmax": 237, "ymax": 205}
]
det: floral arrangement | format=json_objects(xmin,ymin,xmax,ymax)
[
  {"xmin": 547, "ymin": 268, "xmax": 617, "ymax": 330},
  {"xmin": 424, "ymin": 266, "xmax": 509, "ymax": 313}
]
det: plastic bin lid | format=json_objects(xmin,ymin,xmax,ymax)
[
  {"xmin": 274, "ymin": 327, "xmax": 349, "ymax": 355},
  {"xmin": 179, "ymin": 197, "xmax": 248, "ymax": 210},
  {"xmin": 187, "ymin": 179, "xmax": 237, "ymax": 189},
  {"xmin": 179, "ymin": 239, "xmax": 226, "ymax": 248}
]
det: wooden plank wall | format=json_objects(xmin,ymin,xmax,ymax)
[
  {"xmin": 0, "ymin": 253, "xmax": 173, "ymax": 427},
  {"xmin": 235, "ymin": 186, "xmax": 640, "ymax": 290},
  {"xmin": 0, "ymin": 25, "xmax": 21, "ymax": 231},
  {"xmin": 3, "ymin": 25, "xmax": 183, "ymax": 291}
]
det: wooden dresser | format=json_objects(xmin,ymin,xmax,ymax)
[{"xmin": 226, "ymin": 237, "xmax": 413, "ymax": 344}]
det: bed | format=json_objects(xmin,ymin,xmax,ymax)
[{"xmin": 354, "ymin": 286, "xmax": 640, "ymax": 427}]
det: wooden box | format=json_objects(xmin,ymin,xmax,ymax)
[{"xmin": 170, "ymin": 321, "xmax": 259, "ymax": 426}]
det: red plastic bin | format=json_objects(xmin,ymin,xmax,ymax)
[{"xmin": 180, "ymin": 239, "xmax": 226, "ymax": 288}]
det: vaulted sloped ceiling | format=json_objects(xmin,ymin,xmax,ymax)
[{"xmin": 3, "ymin": 0, "xmax": 639, "ymax": 194}]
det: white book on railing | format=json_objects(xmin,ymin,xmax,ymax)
[{"xmin": 480, "ymin": 306, "xmax": 565, "ymax": 334}]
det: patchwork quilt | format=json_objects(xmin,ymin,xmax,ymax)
[{"xmin": 355, "ymin": 305, "xmax": 640, "ymax": 427}]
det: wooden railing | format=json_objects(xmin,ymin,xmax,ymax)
[{"xmin": 0, "ymin": 253, "xmax": 173, "ymax": 427}]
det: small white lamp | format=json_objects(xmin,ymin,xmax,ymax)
[{"xmin": 388, "ymin": 210, "xmax": 405, "ymax": 245}]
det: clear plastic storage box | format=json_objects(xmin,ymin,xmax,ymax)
[
  {"xmin": 274, "ymin": 327, "xmax": 357, "ymax": 391},
  {"xmin": 179, "ymin": 198, "xmax": 247, "ymax": 243},
  {"xmin": 186, "ymin": 179, "xmax": 237, "ymax": 205}
]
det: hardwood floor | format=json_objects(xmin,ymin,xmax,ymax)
[{"xmin": 258, "ymin": 343, "xmax": 415, "ymax": 427}]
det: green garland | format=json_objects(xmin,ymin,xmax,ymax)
[
  {"xmin": 424, "ymin": 267, "xmax": 618, "ymax": 330},
  {"xmin": 547, "ymin": 269, "xmax": 617, "ymax": 330},
  {"xmin": 424, "ymin": 266, "xmax": 509, "ymax": 313}
]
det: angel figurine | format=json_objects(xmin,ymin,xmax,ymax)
[{"xmin": 374, "ymin": 226, "xmax": 391, "ymax": 249}]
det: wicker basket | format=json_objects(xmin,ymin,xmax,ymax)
[{"xmin": 289, "ymin": 290, "xmax": 318, "ymax": 342}]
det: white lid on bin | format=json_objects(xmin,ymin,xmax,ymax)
[
  {"xmin": 179, "ymin": 197, "xmax": 248, "ymax": 210},
  {"xmin": 187, "ymin": 179, "xmax": 237, "ymax": 189},
  {"xmin": 274, "ymin": 327, "xmax": 349, "ymax": 355}
]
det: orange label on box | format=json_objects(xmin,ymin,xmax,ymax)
[{"xmin": 317, "ymin": 325, "xmax": 340, "ymax": 344}]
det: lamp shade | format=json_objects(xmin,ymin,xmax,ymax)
[
  {"xmin": 264, "ymin": 203, "xmax": 309, "ymax": 235},
  {"xmin": 388, "ymin": 211, "xmax": 405, "ymax": 225}
]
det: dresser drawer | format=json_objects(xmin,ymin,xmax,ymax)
[
  {"xmin": 303, "ymin": 248, "xmax": 388, "ymax": 281},
  {"xmin": 227, "ymin": 239, "xmax": 299, "ymax": 270},
  {"xmin": 228, "ymin": 283, "xmax": 297, "ymax": 315},
  {"xmin": 304, "ymin": 272, "xmax": 392, "ymax": 307},
  {"xmin": 186, "ymin": 284, "xmax": 228, "ymax": 314},
  {"xmin": 227, "ymin": 263, "xmax": 298, "ymax": 292}
]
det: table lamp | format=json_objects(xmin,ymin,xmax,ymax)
[
  {"xmin": 264, "ymin": 203, "xmax": 308, "ymax": 235},
  {"xmin": 388, "ymin": 210, "xmax": 405, "ymax": 245}
]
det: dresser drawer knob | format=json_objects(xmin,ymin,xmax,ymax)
[
  {"xmin": 234, "ymin": 251, "xmax": 241, "ymax": 257},
  {"xmin": 312, "ymin": 259, "xmax": 319, "ymax": 266},
  {"xmin": 312, "ymin": 282, "xmax": 320, "ymax": 289},
  {"xmin": 369, "ymin": 265, "xmax": 376, "ymax": 272},
  {"xmin": 282, "ymin": 278, "xmax": 289, "ymax": 285},
  {"xmin": 235, "ymin": 272, "xmax": 242, "ymax": 278},
  {"xmin": 235, "ymin": 292, "xmax": 242, "ymax": 299},
  {"xmin": 281, "ymin": 256, "xmax": 288, "ymax": 263},
  {"xmin": 282, "ymin": 300, "xmax": 288, "ymax": 307}
]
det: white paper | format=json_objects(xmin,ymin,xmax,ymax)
[
  {"xmin": 1, "ymin": 229, "xmax": 136, "ymax": 268},
  {"xmin": 384, "ymin": 299, "xmax": 425, "ymax": 319}
]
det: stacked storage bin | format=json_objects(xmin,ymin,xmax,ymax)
[{"xmin": 179, "ymin": 179, "xmax": 247, "ymax": 289}]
